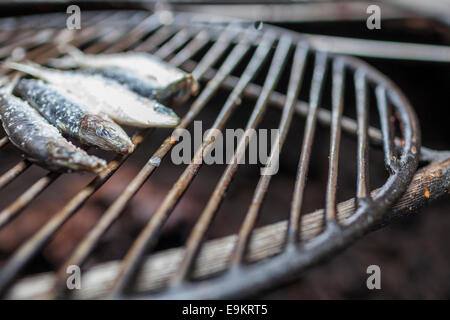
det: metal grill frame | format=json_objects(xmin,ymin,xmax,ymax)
[{"xmin": 0, "ymin": 9, "xmax": 445, "ymax": 300}]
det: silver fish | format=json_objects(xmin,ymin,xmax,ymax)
[
  {"xmin": 0, "ymin": 83, "xmax": 107, "ymax": 173},
  {"xmin": 50, "ymin": 46, "xmax": 198, "ymax": 103},
  {"xmin": 14, "ymin": 79, "xmax": 134, "ymax": 154},
  {"xmin": 4, "ymin": 62, "xmax": 180, "ymax": 128}
]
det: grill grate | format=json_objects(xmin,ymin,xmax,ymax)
[{"xmin": 0, "ymin": 9, "xmax": 446, "ymax": 299}]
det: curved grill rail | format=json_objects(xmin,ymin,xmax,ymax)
[{"xmin": 0, "ymin": 10, "xmax": 446, "ymax": 299}]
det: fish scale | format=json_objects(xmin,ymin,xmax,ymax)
[{"xmin": 50, "ymin": 48, "xmax": 198, "ymax": 103}]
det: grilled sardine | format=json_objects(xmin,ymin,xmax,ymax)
[
  {"xmin": 4, "ymin": 62, "xmax": 180, "ymax": 128},
  {"xmin": 0, "ymin": 82, "xmax": 107, "ymax": 173}
]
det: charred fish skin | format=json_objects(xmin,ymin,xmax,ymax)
[
  {"xmin": 4, "ymin": 62, "xmax": 181, "ymax": 128},
  {"xmin": 51, "ymin": 48, "xmax": 198, "ymax": 103},
  {"xmin": 0, "ymin": 89, "xmax": 107, "ymax": 173},
  {"xmin": 14, "ymin": 79, "xmax": 134, "ymax": 154},
  {"xmin": 14, "ymin": 79, "xmax": 84, "ymax": 137}
]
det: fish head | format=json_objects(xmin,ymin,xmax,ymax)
[
  {"xmin": 80, "ymin": 114, "xmax": 135, "ymax": 154},
  {"xmin": 147, "ymin": 101, "xmax": 180, "ymax": 127},
  {"xmin": 46, "ymin": 138, "xmax": 107, "ymax": 173},
  {"xmin": 160, "ymin": 74, "xmax": 199, "ymax": 105}
]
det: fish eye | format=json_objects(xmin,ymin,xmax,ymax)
[
  {"xmin": 54, "ymin": 146, "xmax": 70, "ymax": 158},
  {"xmin": 153, "ymin": 104, "xmax": 172, "ymax": 115}
]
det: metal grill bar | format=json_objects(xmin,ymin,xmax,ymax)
[
  {"xmin": 0, "ymin": 10, "xmax": 427, "ymax": 299},
  {"xmin": 231, "ymin": 36, "xmax": 292, "ymax": 264},
  {"xmin": 190, "ymin": 25, "xmax": 240, "ymax": 81},
  {"xmin": 0, "ymin": 137, "xmax": 8, "ymax": 148},
  {"xmin": 354, "ymin": 70, "xmax": 370, "ymax": 201},
  {"xmin": 287, "ymin": 51, "xmax": 328, "ymax": 245},
  {"xmin": 134, "ymin": 26, "xmax": 177, "ymax": 53},
  {"xmin": 0, "ymin": 161, "xmax": 31, "ymax": 192},
  {"xmin": 169, "ymin": 30, "xmax": 209, "ymax": 66},
  {"xmin": 0, "ymin": 30, "xmax": 19, "ymax": 44},
  {"xmin": 376, "ymin": 86, "xmax": 397, "ymax": 172},
  {"xmin": 0, "ymin": 30, "xmax": 36, "ymax": 49},
  {"xmin": 325, "ymin": 58, "xmax": 345, "ymax": 223},
  {"xmin": 192, "ymin": 65, "xmax": 402, "ymax": 157},
  {"xmin": 0, "ymin": 172, "xmax": 59, "ymax": 229},
  {"xmin": 154, "ymin": 29, "xmax": 191, "ymax": 59}
]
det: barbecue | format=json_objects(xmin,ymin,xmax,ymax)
[{"xmin": 0, "ymin": 4, "xmax": 448, "ymax": 300}]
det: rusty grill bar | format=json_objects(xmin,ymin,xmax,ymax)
[{"xmin": 0, "ymin": 10, "xmax": 447, "ymax": 300}]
